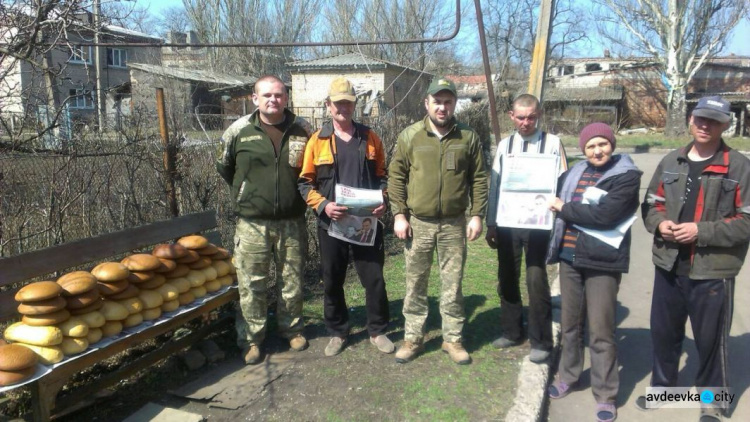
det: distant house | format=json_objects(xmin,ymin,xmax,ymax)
[
  {"xmin": 545, "ymin": 54, "xmax": 750, "ymax": 136},
  {"xmin": 128, "ymin": 63, "xmax": 258, "ymax": 131},
  {"xmin": 286, "ymin": 52, "xmax": 432, "ymax": 127},
  {"xmin": 446, "ymin": 75, "xmax": 493, "ymax": 112},
  {"xmin": 0, "ymin": 13, "xmax": 162, "ymax": 131}
]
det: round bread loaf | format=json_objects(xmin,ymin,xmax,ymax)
[
  {"xmin": 204, "ymin": 279, "xmax": 222, "ymax": 293},
  {"xmin": 107, "ymin": 284, "xmax": 140, "ymax": 300},
  {"xmin": 142, "ymin": 307, "xmax": 162, "ymax": 321},
  {"xmin": 0, "ymin": 365, "xmax": 37, "ymax": 386},
  {"xmin": 91, "ymin": 262, "xmax": 130, "ymax": 282},
  {"xmin": 56, "ymin": 317, "xmax": 89, "ymax": 337},
  {"xmin": 175, "ymin": 249, "xmax": 200, "ymax": 264},
  {"xmin": 100, "ymin": 301, "xmax": 129, "ymax": 321},
  {"xmin": 138, "ymin": 274, "xmax": 166, "ymax": 290},
  {"xmin": 217, "ymin": 275, "xmax": 234, "ymax": 287},
  {"xmin": 164, "ymin": 264, "xmax": 190, "ymax": 279},
  {"xmin": 188, "ymin": 257, "xmax": 213, "ymax": 270},
  {"xmin": 65, "ymin": 288, "xmax": 101, "ymax": 310},
  {"xmin": 86, "ymin": 328, "xmax": 103, "ymax": 344},
  {"xmin": 68, "ymin": 299, "xmax": 103, "ymax": 315},
  {"xmin": 190, "ymin": 285, "xmax": 207, "ymax": 299},
  {"xmin": 155, "ymin": 283, "xmax": 179, "ymax": 301},
  {"xmin": 17, "ymin": 296, "xmax": 67, "ymax": 316},
  {"xmin": 210, "ymin": 247, "xmax": 231, "ymax": 260},
  {"xmin": 178, "ymin": 291, "xmax": 195, "ymax": 306},
  {"xmin": 97, "ymin": 280, "xmax": 129, "ymax": 296},
  {"xmin": 4, "ymin": 322, "xmax": 63, "ymax": 346},
  {"xmin": 186, "ymin": 270, "xmax": 206, "ymax": 288},
  {"xmin": 138, "ymin": 290, "xmax": 164, "ymax": 309},
  {"xmin": 121, "ymin": 254, "xmax": 161, "ymax": 272},
  {"xmin": 161, "ymin": 300, "xmax": 179, "ymax": 313},
  {"xmin": 154, "ymin": 258, "xmax": 177, "ymax": 273},
  {"xmin": 178, "ymin": 235, "xmax": 209, "ymax": 250},
  {"xmin": 116, "ymin": 297, "xmax": 143, "ymax": 315},
  {"xmin": 100, "ymin": 321, "xmax": 123, "ymax": 337},
  {"xmin": 77, "ymin": 311, "xmax": 105, "ymax": 329},
  {"xmin": 56, "ymin": 271, "xmax": 98, "ymax": 296},
  {"xmin": 212, "ymin": 261, "xmax": 231, "ymax": 278},
  {"xmin": 166, "ymin": 277, "xmax": 191, "ymax": 293},
  {"xmin": 152, "ymin": 243, "xmax": 188, "ymax": 259},
  {"xmin": 16, "ymin": 343, "xmax": 64, "ymax": 365},
  {"xmin": 122, "ymin": 313, "xmax": 143, "ymax": 328},
  {"xmin": 128, "ymin": 271, "xmax": 154, "ymax": 284},
  {"xmin": 21, "ymin": 309, "xmax": 71, "ymax": 326},
  {"xmin": 60, "ymin": 337, "xmax": 88, "ymax": 355},
  {"xmin": 15, "ymin": 281, "xmax": 62, "ymax": 302},
  {"xmin": 196, "ymin": 243, "xmax": 219, "ymax": 256},
  {"xmin": 0, "ymin": 344, "xmax": 38, "ymax": 371},
  {"xmin": 200, "ymin": 266, "xmax": 218, "ymax": 281}
]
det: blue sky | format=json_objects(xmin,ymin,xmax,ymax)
[{"xmin": 136, "ymin": 0, "xmax": 750, "ymax": 56}]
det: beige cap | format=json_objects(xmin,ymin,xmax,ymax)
[{"xmin": 328, "ymin": 77, "xmax": 356, "ymax": 102}]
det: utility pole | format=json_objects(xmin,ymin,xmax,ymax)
[
  {"xmin": 94, "ymin": 0, "xmax": 105, "ymax": 131},
  {"xmin": 528, "ymin": 0, "xmax": 555, "ymax": 102}
]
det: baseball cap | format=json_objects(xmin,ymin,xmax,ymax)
[
  {"xmin": 426, "ymin": 77, "xmax": 457, "ymax": 97},
  {"xmin": 328, "ymin": 77, "xmax": 356, "ymax": 102},
  {"xmin": 692, "ymin": 95, "xmax": 731, "ymax": 123}
]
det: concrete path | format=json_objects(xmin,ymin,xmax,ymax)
[{"xmin": 547, "ymin": 152, "xmax": 750, "ymax": 421}]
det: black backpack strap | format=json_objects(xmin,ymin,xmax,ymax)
[
  {"xmin": 507, "ymin": 134, "xmax": 514, "ymax": 154},
  {"xmin": 539, "ymin": 131, "xmax": 547, "ymax": 153}
]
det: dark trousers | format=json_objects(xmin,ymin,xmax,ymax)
[
  {"xmin": 650, "ymin": 266, "xmax": 733, "ymax": 391},
  {"xmin": 318, "ymin": 225, "xmax": 389, "ymax": 337},
  {"xmin": 559, "ymin": 261, "xmax": 620, "ymax": 404},
  {"xmin": 496, "ymin": 227, "xmax": 552, "ymax": 351}
]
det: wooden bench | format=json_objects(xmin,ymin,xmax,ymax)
[{"xmin": 0, "ymin": 211, "xmax": 239, "ymax": 421}]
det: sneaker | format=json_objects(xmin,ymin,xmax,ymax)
[
  {"xmin": 529, "ymin": 348, "xmax": 550, "ymax": 363},
  {"xmin": 324, "ymin": 336, "xmax": 347, "ymax": 357},
  {"xmin": 548, "ymin": 379, "xmax": 573, "ymax": 399},
  {"xmin": 395, "ymin": 341, "xmax": 424, "ymax": 363},
  {"xmin": 596, "ymin": 403, "xmax": 617, "ymax": 422},
  {"xmin": 370, "ymin": 334, "xmax": 395, "ymax": 354},
  {"xmin": 441, "ymin": 341, "xmax": 472, "ymax": 365},
  {"xmin": 699, "ymin": 407, "xmax": 723, "ymax": 422},
  {"xmin": 242, "ymin": 345, "xmax": 261, "ymax": 365},
  {"xmin": 635, "ymin": 395, "xmax": 663, "ymax": 411},
  {"xmin": 492, "ymin": 336, "xmax": 522, "ymax": 349},
  {"xmin": 289, "ymin": 334, "xmax": 308, "ymax": 351}
]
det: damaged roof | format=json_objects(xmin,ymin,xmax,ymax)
[
  {"xmin": 544, "ymin": 86, "xmax": 624, "ymax": 102},
  {"xmin": 128, "ymin": 63, "xmax": 257, "ymax": 87}
]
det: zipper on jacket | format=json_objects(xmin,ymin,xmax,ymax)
[
  {"xmin": 237, "ymin": 181, "xmax": 247, "ymax": 203},
  {"xmin": 438, "ymin": 138, "xmax": 444, "ymax": 217}
]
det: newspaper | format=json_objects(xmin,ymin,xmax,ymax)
[
  {"xmin": 496, "ymin": 154, "xmax": 559, "ymax": 230},
  {"xmin": 572, "ymin": 186, "xmax": 637, "ymax": 249},
  {"xmin": 327, "ymin": 184, "xmax": 383, "ymax": 246}
]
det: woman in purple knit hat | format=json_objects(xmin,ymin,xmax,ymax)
[{"xmin": 545, "ymin": 122, "xmax": 642, "ymax": 422}]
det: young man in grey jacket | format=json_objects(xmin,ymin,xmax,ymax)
[{"xmin": 638, "ymin": 96, "xmax": 750, "ymax": 421}]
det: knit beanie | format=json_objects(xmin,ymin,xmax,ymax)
[{"xmin": 579, "ymin": 122, "xmax": 616, "ymax": 152}]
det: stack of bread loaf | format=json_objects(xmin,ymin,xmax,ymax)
[
  {"xmin": 0, "ymin": 342, "xmax": 38, "ymax": 386},
  {"xmin": 91, "ymin": 262, "xmax": 141, "ymax": 334},
  {"xmin": 6, "ymin": 282, "xmax": 66, "ymax": 364},
  {"xmin": 176, "ymin": 235, "xmax": 235, "ymax": 296}
]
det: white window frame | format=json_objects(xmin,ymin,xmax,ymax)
[
  {"xmin": 107, "ymin": 48, "xmax": 127, "ymax": 68},
  {"xmin": 69, "ymin": 45, "xmax": 92, "ymax": 64},
  {"xmin": 69, "ymin": 89, "xmax": 94, "ymax": 109}
]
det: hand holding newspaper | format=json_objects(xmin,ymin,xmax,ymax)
[
  {"xmin": 571, "ymin": 186, "xmax": 637, "ymax": 249},
  {"xmin": 328, "ymin": 184, "xmax": 383, "ymax": 246}
]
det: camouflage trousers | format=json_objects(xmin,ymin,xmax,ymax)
[
  {"xmin": 403, "ymin": 215, "xmax": 467, "ymax": 344},
  {"xmin": 233, "ymin": 216, "xmax": 307, "ymax": 348}
]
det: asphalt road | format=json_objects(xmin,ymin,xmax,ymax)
[{"xmin": 547, "ymin": 152, "xmax": 750, "ymax": 422}]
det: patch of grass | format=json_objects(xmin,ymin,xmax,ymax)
[{"xmin": 300, "ymin": 231, "xmax": 527, "ymax": 421}]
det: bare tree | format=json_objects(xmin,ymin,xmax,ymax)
[
  {"xmin": 181, "ymin": 0, "xmax": 322, "ymax": 77},
  {"xmin": 596, "ymin": 0, "xmax": 748, "ymax": 136},
  {"xmin": 101, "ymin": 1, "xmax": 160, "ymax": 35}
]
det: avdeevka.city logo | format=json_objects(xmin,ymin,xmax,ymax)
[{"xmin": 645, "ymin": 387, "xmax": 735, "ymax": 409}]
